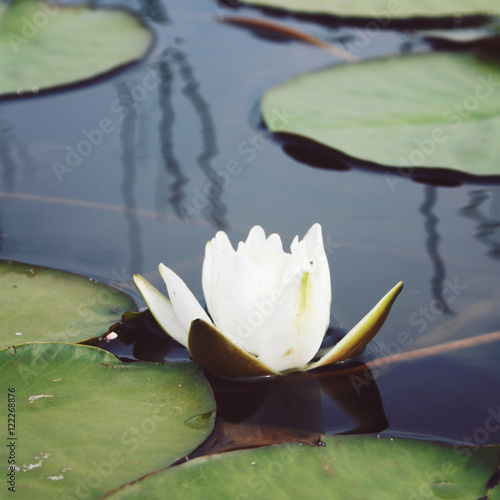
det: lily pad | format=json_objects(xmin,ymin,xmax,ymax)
[
  {"xmin": 0, "ymin": 342, "xmax": 215, "ymax": 498},
  {"xmin": 261, "ymin": 52, "xmax": 500, "ymax": 178},
  {"xmin": 0, "ymin": 260, "xmax": 135, "ymax": 347},
  {"xmin": 103, "ymin": 434, "xmax": 500, "ymax": 499},
  {"xmin": 239, "ymin": 0, "xmax": 500, "ymax": 20},
  {"xmin": 0, "ymin": 0, "xmax": 154, "ymax": 97}
]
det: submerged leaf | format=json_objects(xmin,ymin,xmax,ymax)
[
  {"xmin": 262, "ymin": 52, "xmax": 500, "ymax": 177},
  {"xmin": 0, "ymin": 0, "xmax": 154, "ymax": 97}
]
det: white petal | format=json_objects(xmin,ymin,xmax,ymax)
[
  {"xmin": 257, "ymin": 266, "xmax": 331, "ymax": 371},
  {"xmin": 241, "ymin": 225, "xmax": 266, "ymax": 253},
  {"xmin": 263, "ymin": 232, "xmax": 284, "ymax": 254},
  {"xmin": 204, "ymin": 241, "xmax": 264, "ymax": 354},
  {"xmin": 201, "ymin": 240, "xmax": 213, "ymax": 316},
  {"xmin": 159, "ymin": 264, "xmax": 212, "ymax": 334},
  {"xmin": 302, "ymin": 223, "xmax": 331, "ymax": 300},
  {"xmin": 133, "ymin": 274, "xmax": 188, "ymax": 346},
  {"xmin": 202, "ymin": 231, "xmax": 237, "ymax": 323}
]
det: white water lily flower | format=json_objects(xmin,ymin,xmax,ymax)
[{"xmin": 134, "ymin": 224, "xmax": 403, "ymax": 378}]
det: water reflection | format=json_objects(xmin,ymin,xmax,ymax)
[
  {"xmin": 155, "ymin": 46, "xmax": 228, "ymax": 228},
  {"xmin": 138, "ymin": 0, "xmax": 170, "ymax": 23},
  {"xmin": 420, "ymin": 185, "xmax": 454, "ymax": 314},
  {"xmin": 207, "ymin": 365, "xmax": 388, "ymax": 436},
  {"xmin": 115, "ymin": 83, "xmax": 144, "ymax": 276},
  {"xmin": 104, "ymin": 311, "xmax": 388, "ymax": 449},
  {"xmin": 460, "ymin": 189, "xmax": 500, "ymax": 261},
  {"xmin": 155, "ymin": 51, "xmax": 189, "ymax": 218},
  {"xmin": 170, "ymin": 46, "xmax": 228, "ymax": 228},
  {"xmin": 0, "ymin": 115, "xmax": 17, "ymax": 192}
]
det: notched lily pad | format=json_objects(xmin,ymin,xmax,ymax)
[
  {"xmin": 103, "ymin": 434, "xmax": 500, "ymax": 499},
  {"xmin": 0, "ymin": 260, "xmax": 136, "ymax": 348},
  {"xmin": 0, "ymin": 0, "xmax": 154, "ymax": 97},
  {"xmin": 262, "ymin": 51, "xmax": 500, "ymax": 180},
  {"xmin": 0, "ymin": 342, "xmax": 215, "ymax": 498}
]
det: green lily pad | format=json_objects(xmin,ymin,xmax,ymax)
[
  {"xmin": 1, "ymin": 342, "xmax": 215, "ymax": 498},
  {"xmin": 0, "ymin": 0, "xmax": 154, "ymax": 97},
  {"xmin": 0, "ymin": 260, "xmax": 136, "ymax": 347},
  {"xmin": 239, "ymin": 0, "xmax": 500, "ymax": 20},
  {"xmin": 103, "ymin": 434, "xmax": 500, "ymax": 499},
  {"xmin": 262, "ymin": 52, "xmax": 500, "ymax": 178}
]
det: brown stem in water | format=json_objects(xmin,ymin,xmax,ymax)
[
  {"xmin": 367, "ymin": 329, "xmax": 500, "ymax": 369},
  {"xmin": 328, "ymin": 330, "xmax": 500, "ymax": 378},
  {"xmin": 219, "ymin": 16, "xmax": 358, "ymax": 62}
]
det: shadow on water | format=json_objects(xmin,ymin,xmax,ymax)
[
  {"xmin": 460, "ymin": 189, "xmax": 500, "ymax": 261},
  {"xmin": 419, "ymin": 185, "xmax": 454, "ymax": 315},
  {"xmin": 115, "ymin": 82, "xmax": 144, "ymax": 276}
]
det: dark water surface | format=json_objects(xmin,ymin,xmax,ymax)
[{"xmin": 1, "ymin": 0, "xmax": 499, "ymax": 445}]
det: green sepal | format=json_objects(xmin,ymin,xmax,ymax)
[
  {"xmin": 309, "ymin": 281, "xmax": 403, "ymax": 369},
  {"xmin": 188, "ymin": 319, "xmax": 280, "ymax": 378}
]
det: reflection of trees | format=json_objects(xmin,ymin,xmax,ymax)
[
  {"xmin": 138, "ymin": 0, "xmax": 170, "ymax": 23},
  {"xmin": 460, "ymin": 189, "xmax": 500, "ymax": 261},
  {"xmin": 155, "ymin": 52, "xmax": 189, "ymax": 219},
  {"xmin": 156, "ymin": 47, "xmax": 228, "ymax": 229},
  {"xmin": 0, "ymin": 115, "xmax": 18, "ymax": 193},
  {"xmin": 420, "ymin": 185, "xmax": 453, "ymax": 314},
  {"xmin": 115, "ymin": 83, "xmax": 144, "ymax": 276}
]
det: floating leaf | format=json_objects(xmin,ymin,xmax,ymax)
[
  {"xmin": 0, "ymin": 0, "xmax": 154, "ymax": 97},
  {"xmin": 0, "ymin": 342, "xmax": 215, "ymax": 498},
  {"xmin": 239, "ymin": 0, "xmax": 500, "ymax": 20},
  {"xmin": 262, "ymin": 52, "xmax": 500, "ymax": 178},
  {"xmin": 103, "ymin": 434, "xmax": 500, "ymax": 499},
  {"xmin": 0, "ymin": 260, "xmax": 135, "ymax": 348}
]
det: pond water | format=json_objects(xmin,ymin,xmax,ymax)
[{"xmin": 1, "ymin": 0, "xmax": 499, "ymax": 447}]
